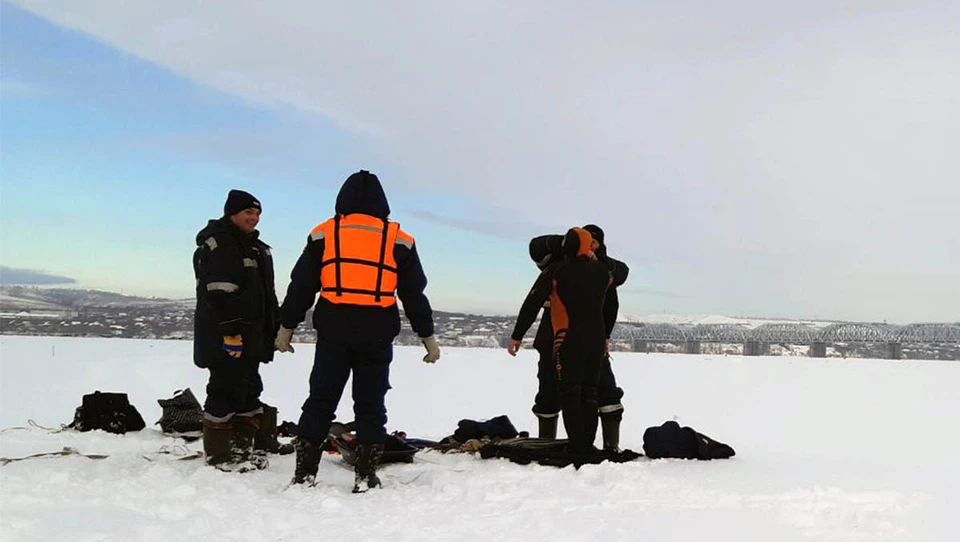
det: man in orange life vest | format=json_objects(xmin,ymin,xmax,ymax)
[
  {"xmin": 275, "ymin": 170, "xmax": 439, "ymax": 491},
  {"xmin": 508, "ymin": 227, "xmax": 612, "ymax": 461}
]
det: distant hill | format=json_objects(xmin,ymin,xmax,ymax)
[
  {"xmin": 0, "ymin": 286, "xmax": 190, "ymax": 311},
  {"xmin": 0, "ymin": 286, "xmax": 519, "ymax": 346}
]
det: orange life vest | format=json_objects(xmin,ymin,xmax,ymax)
[{"xmin": 311, "ymin": 214, "xmax": 412, "ymax": 307}]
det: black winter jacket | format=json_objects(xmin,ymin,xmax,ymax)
[
  {"xmin": 280, "ymin": 171, "xmax": 435, "ymax": 344},
  {"xmin": 511, "ymin": 256, "xmax": 612, "ymax": 355},
  {"xmin": 193, "ymin": 218, "xmax": 280, "ymax": 367}
]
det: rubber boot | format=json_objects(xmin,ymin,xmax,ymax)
[
  {"xmin": 601, "ymin": 415, "xmax": 621, "ymax": 454},
  {"xmin": 255, "ymin": 404, "xmax": 295, "ymax": 455},
  {"xmin": 537, "ymin": 415, "xmax": 558, "ymax": 439},
  {"xmin": 232, "ymin": 415, "xmax": 269, "ymax": 471},
  {"xmin": 292, "ymin": 437, "xmax": 323, "ymax": 485},
  {"xmin": 202, "ymin": 419, "xmax": 234, "ymax": 466},
  {"xmin": 353, "ymin": 443, "xmax": 384, "ymax": 493}
]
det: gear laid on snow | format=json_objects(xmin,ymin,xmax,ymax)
[
  {"xmin": 330, "ymin": 425, "xmax": 418, "ymax": 466},
  {"xmin": 642, "ymin": 421, "xmax": 735, "ymax": 460},
  {"xmin": 156, "ymin": 388, "xmax": 203, "ymax": 440},
  {"xmin": 479, "ymin": 437, "xmax": 641, "ymax": 469},
  {"xmin": 68, "ymin": 391, "xmax": 146, "ymax": 435},
  {"xmin": 1, "ymin": 446, "xmax": 110, "ymax": 465},
  {"xmin": 452, "ymin": 415, "xmax": 520, "ymax": 442}
]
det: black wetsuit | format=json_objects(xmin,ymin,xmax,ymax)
[
  {"xmin": 511, "ymin": 255, "xmax": 611, "ymax": 452},
  {"xmin": 528, "ymin": 235, "xmax": 628, "ymax": 426}
]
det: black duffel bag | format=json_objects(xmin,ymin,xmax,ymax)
[
  {"xmin": 643, "ymin": 421, "xmax": 735, "ymax": 460},
  {"xmin": 68, "ymin": 391, "xmax": 146, "ymax": 434}
]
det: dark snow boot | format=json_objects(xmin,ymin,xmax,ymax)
[
  {"xmin": 601, "ymin": 415, "xmax": 621, "ymax": 453},
  {"xmin": 353, "ymin": 443, "xmax": 384, "ymax": 493},
  {"xmin": 292, "ymin": 437, "xmax": 323, "ymax": 486},
  {"xmin": 255, "ymin": 404, "xmax": 294, "ymax": 455},
  {"xmin": 229, "ymin": 415, "xmax": 269, "ymax": 471},
  {"xmin": 202, "ymin": 419, "xmax": 234, "ymax": 466},
  {"xmin": 538, "ymin": 415, "xmax": 558, "ymax": 439}
]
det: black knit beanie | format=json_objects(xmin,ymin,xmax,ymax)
[{"xmin": 224, "ymin": 189, "xmax": 262, "ymax": 216}]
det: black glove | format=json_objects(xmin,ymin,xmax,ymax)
[{"xmin": 594, "ymin": 244, "xmax": 609, "ymax": 263}]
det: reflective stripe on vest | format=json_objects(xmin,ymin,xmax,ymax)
[{"xmin": 315, "ymin": 214, "xmax": 400, "ymax": 307}]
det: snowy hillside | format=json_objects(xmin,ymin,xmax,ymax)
[{"xmin": 1, "ymin": 336, "xmax": 958, "ymax": 541}]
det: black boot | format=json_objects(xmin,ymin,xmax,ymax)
[
  {"xmin": 255, "ymin": 404, "xmax": 295, "ymax": 455},
  {"xmin": 601, "ymin": 415, "xmax": 621, "ymax": 453},
  {"xmin": 231, "ymin": 415, "xmax": 269, "ymax": 471},
  {"xmin": 232, "ymin": 416, "xmax": 256, "ymax": 452},
  {"xmin": 537, "ymin": 416, "xmax": 558, "ymax": 439},
  {"xmin": 292, "ymin": 437, "xmax": 323, "ymax": 485},
  {"xmin": 353, "ymin": 443, "xmax": 384, "ymax": 493},
  {"xmin": 203, "ymin": 419, "xmax": 234, "ymax": 466}
]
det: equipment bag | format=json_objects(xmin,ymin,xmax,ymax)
[
  {"xmin": 156, "ymin": 388, "xmax": 203, "ymax": 438},
  {"xmin": 642, "ymin": 421, "xmax": 735, "ymax": 460},
  {"xmin": 68, "ymin": 391, "xmax": 146, "ymax": 434}
]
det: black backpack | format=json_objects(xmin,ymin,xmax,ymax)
[
  {"xmin": 642, "ymin": 421, "xmax": 735, "ymax": 460},
  {"xmin": 452, "ymin": 415, "xmax": 520, "ymax": 442},
  {"xmin": 68, "ymin": 391, "xmax": 146, "ymax": 434}
]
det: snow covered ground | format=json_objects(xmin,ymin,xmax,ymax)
[{"xmin": 1, "ymin": 335, "xmax": 958, "ymax": 541}]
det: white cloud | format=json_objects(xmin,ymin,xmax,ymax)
[
  {"xmin": 13, "ymin": 0, "xmax": 960, "ymax": 320},
  {"xmin": 0, "ymin": 78, "xmax": 49, "ymax": 98}
]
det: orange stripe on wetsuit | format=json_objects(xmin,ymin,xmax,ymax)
[
  {"xmin": 550, "ymin": 227, "xmax": 595, "ymax": 367},
  {"xmin": 312, "ymin": 214, "xmax": 406, "ymax": 308}
]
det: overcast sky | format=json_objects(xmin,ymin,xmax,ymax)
[{"xmin": 3, "ymin": 1, "xmax": 958, "ymax": 322}]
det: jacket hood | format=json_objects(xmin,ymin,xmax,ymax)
[{"xmin": 335, "ymin": 170, "xmax": 390, "ymax": 219}]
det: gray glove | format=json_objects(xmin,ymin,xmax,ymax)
[
  {"xmin": 421, "ymin": 336, "xmax": 440, "ymax": 363},
  {"xmin": 274, "ymin": 326, "xmax": 295, "ymax": 353}
]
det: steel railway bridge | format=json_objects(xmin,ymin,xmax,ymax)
[{"xmin": 608, "ymin": 322, "xmax": 960, "ymax": 359}]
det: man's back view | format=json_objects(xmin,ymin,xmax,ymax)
[{"xmin": 275, "ymin": 170, "xmax": 440, "ymax": 492}]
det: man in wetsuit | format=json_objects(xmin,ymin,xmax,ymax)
[
  {"xmin": 527, "ymin": 224, "xmax": 628, "ymax": 451},
  {"xmin": 508, "ymin": 227, "xmax": 612, "ymax": 460}
]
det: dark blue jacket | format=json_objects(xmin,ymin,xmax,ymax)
[
  {"xmin": 280, "ymin": 171, "xmax": 435, "ymax": 344},
  {"xmin": 193, "ymin": 218, "xmax": 279, "ymax": 367}
]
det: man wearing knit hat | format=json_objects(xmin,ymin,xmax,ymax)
[{"xmin": 192, "ymin": 189, "xmax": 280, "ymax": 471}]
